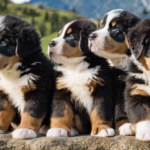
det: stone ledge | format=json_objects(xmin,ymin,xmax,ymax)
[{"xmin": 0, "ymin": 134, "xmax": 149, "ymax": 150}]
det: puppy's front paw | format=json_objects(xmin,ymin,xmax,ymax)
[
  {"xmin": 136, "ymin": 120, "xmax": 150, "ymax": 141},
  {"xmin": 0, "ymin": 130, "xmax": 4, "ymax": 134},
  {"xmin": 91, "ymin": 128, "xmax": 115, "ymax": 137},
  {"xmin": 70, "ymin": 128, "xmax": 79, "ymax": 136},
  {"xmin": 119, "ymin": 123, "xmax": 134, "ymax": 136},
  {"xmin": 12, "ymin": 128, "xmax": 37, "ymax": 139},
  {"xmin": 46, "ymin": 128, "xmax": 68, "ymax": 137}
]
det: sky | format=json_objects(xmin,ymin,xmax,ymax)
[{"xmin": 11, "ymin": 0, "xmax": 30, "ymax": 4}]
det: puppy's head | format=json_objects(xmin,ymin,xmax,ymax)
[
  {"xmin": 0, "ymin": 15, "xmax": 41, "ymax": 70},
  {"xmin": 48, "ymin": 19, "xmax": 96, "ymax": 64},
  {"xmin": 126, "ymin": 19, "xmax": 150, "ymax": 70},
  {"xmin": 88, "ymin": 9, "xmax": 140, "ymax": 59}
]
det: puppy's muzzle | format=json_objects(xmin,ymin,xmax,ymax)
[
  {"xmin": 89, "ymin": 33, "xmax": 98, "ymax": 41},
  {"xmin": 49, "ymin": 41, "xmax": 57, "ymax": 47}
]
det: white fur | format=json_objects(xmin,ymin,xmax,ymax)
[
  {"xmin": 39, "ymin": 125, "xmax": 49, "ymax": 135},
  {"xmin": 0, "ymin": 130, "xmax": 4, "ymax": 134},
  {"xmin": 46, "ymin": 128, "xmax": 68, "ymax": 137},
  {"xmin": 56, "ymin": 60, "xmax": 101, "ymax": 114},
  {"xmin": 119, "ymin": 123, "xmax": 133, "ymax": 136},
  {"xmin": 136, "ymin": 120, "xmax": 150, "ymax": 141},
  {"xmin": 12, "ymin": 128, "xmax": 37, "ymax": 139},
  {"xmin": 0, "ymin": 62, "xmax": 39, "ymax": 114},
  {"xmin": 0, "ymin": 15, "xmax": 5, "ymax": 31},
  {"xmin": 91, "ymin": 128, "xmax": 115, "ymax": 137},
  {"xmin": 70, "ymin": 128, "xmax": 79, "ymax": 136}
]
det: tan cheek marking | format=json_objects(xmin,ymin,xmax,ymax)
[
  {"xmin": 115, "ymin": 119, "xmax": 130, "ymax": 135},
  {"xmin": 104, "ymin": 36, "xmax": 128, "ymax": 54},
  {"xmin": 50, "ymin": 104, "xmax": 74, "ymax": 136},
  {"xmin": 18, "ymin": 112, "xmax": 45, "ymax": 135},
  {"xmin": 0, "ymin": 54, "xmax": 21, "ymax": 70},
  {"xmin": 0, "ymin": 96, "xmax": 16, "ymax": 133},
  {"xmin": 125, "ymin": 36, "xmax": 129, "ymax": 49},
  {"xmin": 100, "ymin": 19, "xmax": 104, "ymax": 25},
  {"xmin": 67, "ymin": 28, "xmax": 72, "ymax": 34},
  {"xmin": 90, "ymin": 107, "xmax": 112, "ymax": 135},
  {"xmin": 21, "ymin": 82, "xmax": 36, "ymax": 94},
  {"xmin": 62, "ymin": 42, "xmax": 83, "ymax": 58},
  {"xmin": 111, "ymin": 21, "xmax": 116, "ymax": 27}
]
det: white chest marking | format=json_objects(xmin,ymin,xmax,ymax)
[
  {"xmin": 56, "ymin": 62, "xmax": 100, "ymax": 114},
  {"xmin": 0, "ymin": 62, "xmax": 38, "ymax": 114}
]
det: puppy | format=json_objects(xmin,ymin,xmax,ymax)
[
  {"xmin": 88, "ymin": 9, "xmax": 140, "ymax": 135},
  {"xmin": 124, "ymin": 19, "xmax": 150, "ymax": 141},
  {"xmin": 0, "ymin": 15, "xmax": 55, "ymax": 139},
  {"xmin": 47, "ymin": 19, "xmax": 115, "ymax": 137}
]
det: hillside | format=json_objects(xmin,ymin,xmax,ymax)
[
  {"xmin": 29, "ymin": 0, "xmax": 145, "ymax": 19},
  {"xmin": 0, "ymin": 1, "xmax": 86, "ymax": 57}
]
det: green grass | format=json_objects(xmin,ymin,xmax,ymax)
[{"xmin": 41, "ymin": 32, "xmax": 57, "ymax": 57}]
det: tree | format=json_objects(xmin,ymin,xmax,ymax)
[
  {"xmin": 44, "ymin": 11, "xmax": 49, "ymax": 22},
  {"xmin": 38, "ymin": 4, "xmax": 44, "ymax": 9},
  {"xmin": 142, "ymin": 8, "xmax": 148, "ymax": 15},
  {"xmin": 39, "ymin": 23, "xmax": 46, "ymax": 37},
  {"xmin": 71, "ymin": 6, "xmax": 76, "ymax": 13},
  {"xmin": 0, "ymin": 0, "xmax": 10, "ymax": 14}
]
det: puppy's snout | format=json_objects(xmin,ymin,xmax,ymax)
[
  {"xmin": 49, "ymin": 41, "xmax": 57, "ymax": 47},
  {"xmin": 89, "ymin": 33, "xmax": 98, "ymax": 41}
]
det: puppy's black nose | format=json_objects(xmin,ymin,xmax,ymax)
[
  {"xmin": 49, "ymin": 41, "xmax": 56, "ymax": 47},
  {"xmin": 89, "ymin": 33, "xmax": 98, "ymax": 41}
]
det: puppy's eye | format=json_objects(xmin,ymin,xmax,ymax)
[
  {"xmin": 112, "ymin": 26, "xmax": 118, "ymax": 32},
  {"xmin": 0, "ymin": 41, "xmax": 6, "ymax": 46}
]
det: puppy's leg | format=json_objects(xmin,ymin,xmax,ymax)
[
  {"xmin": 47, "ymin": 103, "xmax": 74, "ymax": 137},
  {"xmin": 90, "ymin": 107, "xmax": 115, "ymax": 137},
  {"xmin": 0, "ymin": 94, "xmax": 16, "ymax": 133}
]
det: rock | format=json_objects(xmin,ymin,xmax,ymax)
[{"xmin": 0, "ymin": 134, "xmax": 150, "ymax": 150}]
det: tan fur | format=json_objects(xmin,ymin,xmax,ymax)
[
  {"xmin": 50, "ymin": 104, "xmax": 74, "ymax": 136},
  {"xmin": 58, "ymin": 29, "xmax": 62, "ymax": 36},
  {"xmin": 138, "ymin": 49, "xmax": 150, "ymax": 71},
  {"xmin": 131, "ymin": 87, "xmax": 150, "ymax": 97},
  {"xmin": 0, "ymin": 35, "xmax": 3, "ymax": 40},
  {"xmin": 21, "ymin": 82, "xmax": 36, "ymax": 94},
  {"xmin": 111, "ymin": 21, "xmax": 116, "ymax": 27},
  {"xmin": 104, "ymin": 36, "xmax": 128, "ymax": 54},
  {"xmin": 86, "ymin": 78, "xmax": 104, "ymax": 94},
  {"xmin": 0, "ymin": 98, "xmax": 16, "ymax": 133},
  {"xmin": 56, "ymin": 77, "xmax": 69, "ymax": 90},
  {"xmin": 115, "ymin": 119, "xmax": 130, "ymax": 135},
  {"xmin": 18, "ymin": 112, "xmax": 45, "ymax": 135},
  {"xmin": 90, "ymin": 107, "xmax": 112, "ymax": 135},
  {"xmin": 100, "ymin": 19, "xmax": 104, "ymax": 25},
  {"xmin": 0, "ymin": 54, "xmax": 21, "ymax": 70},
  {"xmin": 72, "ymin": 115, "xmax": 86, "ymax": 134},
  {"xmin": 67, "ymin": 28, "xmax": 72, "ymax": 34},
  {"xmin": 62, "ymin": 43, "xmax": 83, "ymax": 58}
]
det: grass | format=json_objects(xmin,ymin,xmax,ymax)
[{"xmin": 41, "ymin": 32, "xmax": 58, "ymax": 57}]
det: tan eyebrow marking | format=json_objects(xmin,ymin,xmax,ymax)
[
  {"xmin": 67, "ymin": 28, "xmax": 72, "ymax": 34},
  {"xmin": 0, "ymin": 35, "xmax": 3, "ymax": 40},
  {"xmin": 112, "ymin": 21, "xmax": 117, "ymax": 27}
]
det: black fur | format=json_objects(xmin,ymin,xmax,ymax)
[{"xmin": 0, "ymin": 15, "xmax": 55, "ymax": 130}]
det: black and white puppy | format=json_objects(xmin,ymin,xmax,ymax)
[
  {"xmin": 88, "ymin": 9, "xmax": 140, "ymax": 135},
  {"xmin": 124, "ymin": 19, "xmax": 150, "ymax": 141},
  {"xmin": 0, "ymin": 15, "xmax": 55, "ymax": 139},
  {"xmin": 47, "ymin": 19, "xmax": 115, "ymax": 137}
]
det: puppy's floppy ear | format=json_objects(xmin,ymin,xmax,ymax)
[
  {"xmin": 15, "ymin": 28, "xmax": 40, "ymax": 58},
  {"xmin": 79, "ymin": 30, "xmax": 90, "ymax": 53}
]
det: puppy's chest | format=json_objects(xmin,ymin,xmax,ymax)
[
  {"xmin": 0, "ymin": 72, "xmax": 36, "ymax": 114},
  {"xmin": 56, "ymin": 65, "xmax": 101, "ymax": 114}
]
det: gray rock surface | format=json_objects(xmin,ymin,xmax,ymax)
[{"xmin": 0, "ymin": 134, "xmax": 150, "ymax": 150}]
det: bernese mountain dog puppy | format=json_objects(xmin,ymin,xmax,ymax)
[
  {"xmin": 88, "ymin": 9, "xmax": 140, "ymax": 135},
  {"xmin": 124, "ymin": 19, "xmax": 150, "ymax": 141},
  {"xmin": 47, "ymin": 19, "xmax": 115, "ymax": 137},
  {"xmin": 0, "ymin": 15, "xmax": 55, "ymax": 139}
]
